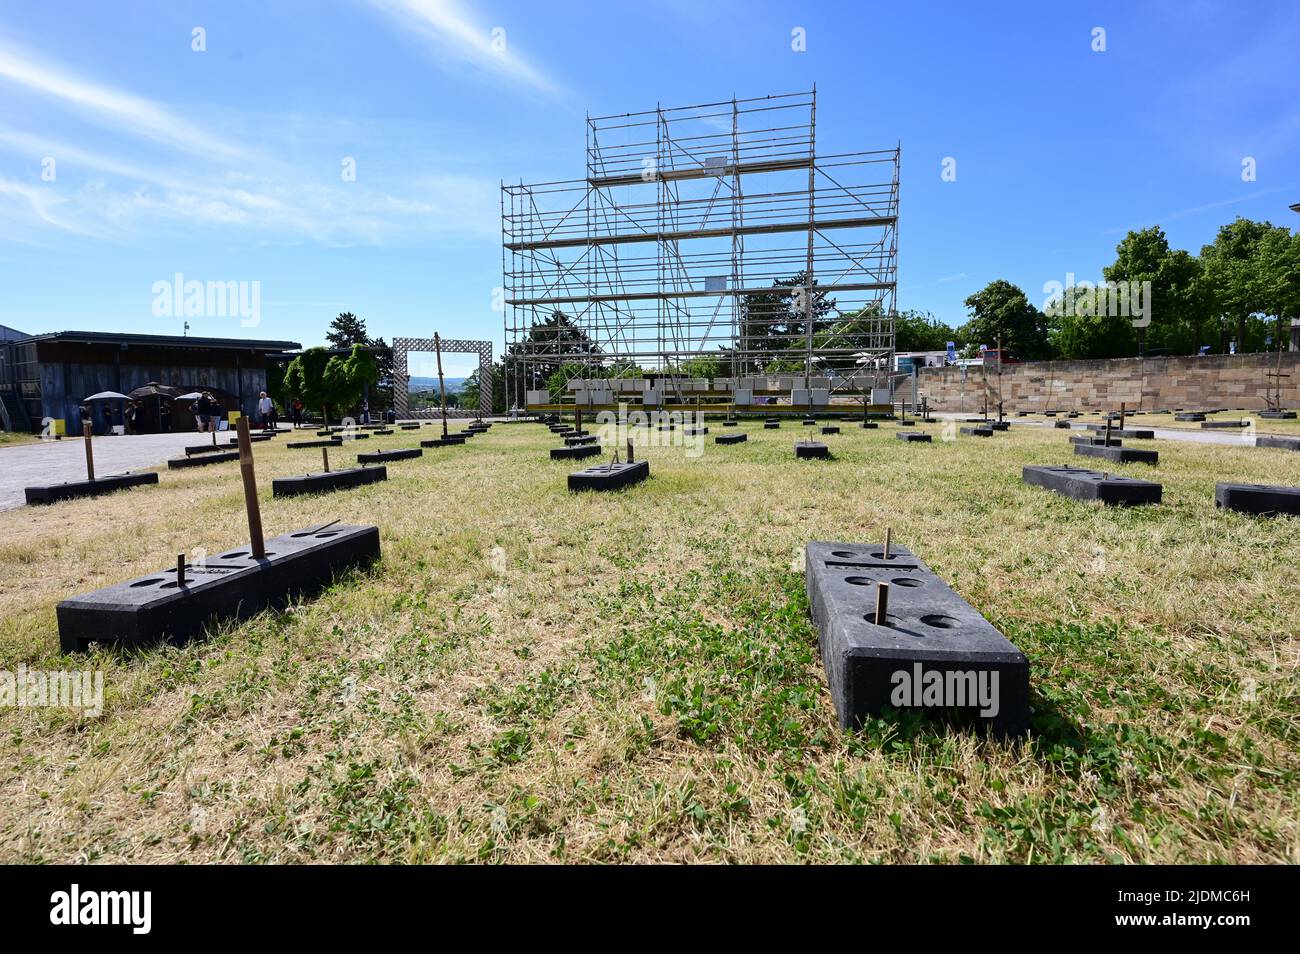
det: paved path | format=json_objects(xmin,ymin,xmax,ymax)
[{"xmin": 0, "ymin": 432, "xmax": 251, "ymax": 512}]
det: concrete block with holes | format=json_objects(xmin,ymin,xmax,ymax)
[
  {"xmin": 805, "ymin": 541, "xmax": 1029, "ymax": 736},
  {"xmin": 55, "ymin": 525, "xmax": 380, "ymax": 652},
  {"xmin": 272, "ymin": 466, "xmax": 388, "ymax": 498}
]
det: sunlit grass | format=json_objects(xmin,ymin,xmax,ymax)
[{"xmin": 0, "ymin": 419, "xmax": 1296, "ymax": 862}]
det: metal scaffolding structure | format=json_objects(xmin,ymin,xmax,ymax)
[{"xmin": 502, "ymin": 89, "xmax": 899, "ymax": 409}]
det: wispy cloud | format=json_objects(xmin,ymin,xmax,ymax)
[
  {"xmin": 1103, "ymin": 183, "xmax": 1300, "ymax": 236},
  {"xmin": 0, "ymin": 45, "xmax": 252, "ymax": 161},
  {"xmin": 937, "ymin": 272, "xmax": 968, "ymax": 284},
  {"xmin": 363, "ymin": 0, "xmax": 559, "ymax": 94}
]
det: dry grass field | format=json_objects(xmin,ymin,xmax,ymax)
[{"xmin": 0, "ymin": 418, "xmax": 1296, "ymax": 863}]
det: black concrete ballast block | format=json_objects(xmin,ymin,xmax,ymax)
[
  {"xmin": 1256, "ymin": 435, "xmax": 1300, "ymax": 452},
  {"xmin": 1022, "ymin": 465, "xmax": 1161, "ymax": 505},
  {"xmin": 989, "ymin": 422, "xmax": 1010, "ymax": 431},
  {"xmin": 25, "ymin": 472, "xmax": 159, "ymax": 505},
  {"xmin": 1259, "ymin": 410, "xmax": 1297, "ymax": 420},
  {"xmin": 1073, "ymin": 443, "xmax": 1158, "ymax": 466},
  {"xmin": 795, "ymin": 441, "xmax": 830, "ymax": 459},
  {"xmin": 551, "ymin": 443, "xmax": 601, "ymax": 461},
  {"xmin": 56, "ymin": 524, "xmax": 381, "ymax": 653},
  {"xmin": 684, "ymin": 426, "xmax": 708, "ymax": 436},
  {"xmin": 316, "ymin": 430, "xmax": 333, "ymax": 437},
  {"xmin": 422, "ymin": 436, "xmax": 467, "ymax": 447},
  {"xmin": 1174, "ymin": 413, "xmax": 1206, "ymax": 422},
  {"xmin": 400, "ymin": 423, "xmax": 421, "ymax": 430},
  {"xmin": 1070, "ymin": 435, "xmax": 1122, "ymax": 447},
  {"xmin": 764, "ymin": 421, "xmax": 780, "ymax": 429},
  {"xmin": 371, "ymin": 428, "xmax": 394, "ymax": 435},
  {"xmin": 860, "ymin": 420, "xmax": 878, "ymax": 429},
  {"xmin": 715, "ymin": 432, "xmax": 747, "ymax": 445},
  {"xmin": 565, "ymin": 434, "xmax": 598, "ymax": 446},
  {"xmin": 1054, "ymin": 420, "xmax": 1072, "ymax": 429},
  {"xmin": 805, "ymin": 540, "xmax": 1029, "ymax": 736},
  {"xmin": 168, "ymin": 451, "xmax": 240, "ymax": 469},
  {"xmin": 287, "ymin": 438, "xmax": 343, "ymax": 449},
  {"xmin": 896, "ymin": 432, "xmax": 932, "ymax": 443},
  {"xmin": 568, "ymin": 459, "xmax": 649, "ymax": 491},
  {"xmin": 184, "ymin": 443, "xmax": 231, "ymax": 456},
  {"xmin": 272, "ymin": 466, "xmax": 388, "ymax": 498},
  {"xmin": 227, "ymin": 435, "xmax": 273, "ymax": 445},
  {"xmin": 1085, "ymin": 425, "xmax": 1154, "ymax": 439},
  {"xmin": 356, "ymin": 448, "xmax": 422, "ymax": 464},
  {"xmin": 722, "ymin": 419, "xmax": 739, "ymax": 427},
  {"xmin": 821, "ymin": 426, "xmax": 840, "ymax": 435},
  {"xmin": 1215, "ymin": 482, "xmax": 1300, "ymax": 516},
  {"xmin": 1201, "ymin": 420, "xmax": 1250, "ymax": 429},
  {"xmin": 960, "ymin": 426, "xmax": 993, "ymax": 437}
]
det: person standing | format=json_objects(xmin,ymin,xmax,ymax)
[
  {"xmin": 291, "ymin": 397, "xmax": 303, "ymax": 428},
  {"xmin": 258, "ymin": 391, "xmax": 274, "ymax": 431},
  {"xmin": 195, "ymin": 392, "xmax": 212, "ymax": 432},
  {"xmin": 209, "ymin": 395, "xmax": 224, "ymax": 432}
]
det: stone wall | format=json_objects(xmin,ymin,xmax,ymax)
[{"xmin": 916, "ymin": 353, "xmax": 1300, "ymax": 413}]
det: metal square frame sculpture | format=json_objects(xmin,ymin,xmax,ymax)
[{"xmin": 391, "ymin": 337, "xmax": 493, "ymax": 418}]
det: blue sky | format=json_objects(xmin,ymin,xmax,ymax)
[{"xmin": 0, "ymin": 0, "xmax": 1296, "ymax": 376}]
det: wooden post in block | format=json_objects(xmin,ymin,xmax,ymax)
[
  {"xmin": 576, "ymin": 405, "xmax": 582, "ymax": 435},
  {"xmin": 434, "ymin": 332, "xmax": 449, "ymax": 439},
  {"xmin": 177, "ymin": 554, "xmax": 186, "ymax": 587},
  {"xmin": 626, "ymin": 438, "xmax": 634, "ymax": 464},
  {"xmin": 82, "ymin": 421, "xmax": 95, "ymax": 480},
  {"xmin": 235, "ymin": 417, "xmax": 266, "ymax": 560},
  {"xmin": 1105, "ymin": 412, "xmax": 1113, "ymax": 446},
  {"xmin": 874, "ymin": 580, "xmax": 890, "ymax": 626},
  {"xmin": 322, "ymin": 446, "xmax": 330, "ymax": 473},
  {"xmin": 883, "ymin": 526, "xmax": 892, "ymax": 560},
  {"xmin": 1119, "ymin": 401, "xmax": 1126, "ymax": 431}
]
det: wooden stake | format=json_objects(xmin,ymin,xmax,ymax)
[
  {"xmin": 874, "ymin": 581, "xmax": 890, "ymax": 626},
  {"xmin": 177, "ymin": 554, "xmax": 186, "ymax": 587},
  {"xmin": 82, "ymin": 421, "xmax": 95, "ymax": 480},
  {"xmin": 434, "ymin": 332, "xmax": 449, "ymax": 439},
  {"xmin": 883, "ymin": 526, "xmax": 892, "ymax": 560},
  {"xmin": 576, "ymin": 405, "xmax": 582, "ymax": 435},
  {"xmin": 235, "ymin": 417, "xmax": 265, "ymax": 559},
  {"xmin": 1119, "ymin": 401, "xmax": 1126, "ymax": 431},
  {"xmin": 322, "ymin": 446, "xmax": 330, "ymax": 473},
  {"xmin": 626, "ymin": 437, "xmax": 634, "ymax": 464}
]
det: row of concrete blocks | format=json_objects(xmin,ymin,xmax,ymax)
[{"xmin": 1023, "ymin": 465, "xmax": 1300, "ymax": 515}]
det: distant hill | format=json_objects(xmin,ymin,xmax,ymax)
[{"xmin": 408, "ymin": 375, "xmax": 467, "ymax": 393}]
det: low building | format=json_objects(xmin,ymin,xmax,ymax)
[{"xmin": 0, "ymin": 330, "xmax": 300, "ymax": 434}]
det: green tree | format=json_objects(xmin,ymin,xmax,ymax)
[
  {"xmin": 1103, "ymin": 226, "xmax": 1206, "ymax": 355},
  {"xmin": 1199, "ymin": 218, "xmax": 1298, "ymax": 352},
  {"xmin": 738, "ymin": 271, "xmax": 836, "ymax": 374},
  {"xmin": 505, "ymin": 311, "xmax": 601, "ymax": 403},
  {"xmin": 893, "ymin": 309, "xmax": 957, "ymax": 352},
  {"xmin": 462, "ymin": 360, "xmax": 508, "ymax": 414},
  {"xmin": 283, "ymin": 344, "xmax": 376, "ymax": 425},
  {"xmin": 1048, "ymin": 287, "xmax": 1138, "ymax": 359},
  {"xmin": 325, "ymin": 312, "xmax": 393, "ymax": 410},
  {"xmin": 958, "ymin": 280, "xmax": 1051, "ymax": 359}
]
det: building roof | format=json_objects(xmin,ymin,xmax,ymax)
[
  {"xmin": 14, "ymin": 330, "xmax": 301, "ymax": 351},
  {"xmin": 0, "ymin": 324, "xmax": 30, "ymax": 341}
]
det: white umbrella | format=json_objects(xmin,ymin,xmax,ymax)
[
  {"xmin": 175, "ymin": 392, "xmax": 204, "ymax": 401},
  {"xmin": 83, "ymin": 391, "xmax": 130, "ymax": 401}
]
